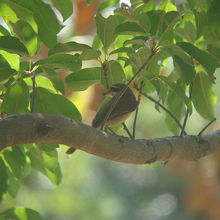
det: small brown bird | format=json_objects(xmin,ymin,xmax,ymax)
[{"xmin": 92, "ymin": 83, "xmax": 139, "ymax": 129}]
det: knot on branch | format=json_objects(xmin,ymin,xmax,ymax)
[{"xmin": 35, "ymin": 121, "xmax": 53, "ymax": 137}]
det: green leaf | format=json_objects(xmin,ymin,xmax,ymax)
[
  {"xmin": 192, "ymin": 72, "xmax": 217, "ymax": 120},
  {"xmin": 0, "ymin": 158, "xmax": 8, "ymax": 201},
  {"xmin": 0, "ymin": 54, "xmax": 16, "ymax": 82},
  {"xmin": 38, "ymin": 54, "xmax": 82, "ymax": 72},
  {"xmin": 177, "ymin": 42, "xmax": 220, "ymax": 76},
  {"xmin": 165, "ymin": 83, "xmax": 185, "ymax": 135},
  {"xmin": 34, "ymin": 87, "xmax": 81, "ymax": 121},
  {"xmin": 0, "ymin": 50, "xmax": 19, "ymax": 70},
  {"xmin": 158, "ymin": 76, "xmax": 192, "ymax": 114},
  {"xmin": 10, "ymin": 20, "xmax": 39, "ymax": 55},
  {"xmin": 96, "ymin": 13, "xmax": 120, "ymax": 49},
  {"xmin": 51, "ymin": 0, "xmax": 73, "ymax": 21},
  {"xmin": 1, "ymin": 80, "xmax": 29, "ymax": 114},
  {"xmin": 174, "ymin": 22, "xmax": 197, "ymax": 42},
  {"xmin": 66, "ymin": 67, "xmax": 101, "ymax": 91},
  {"xmin": 48, "ymin": 41, "xmax": 91, "ymax": 56},
  {"xmin": 43, "ymin": 67, "xmax": 65, "ymax": 94},
  {"xmin": 173, "ymin": 55, "xmax": 196, "ymax": 84},
  {"xmin": 0, "ymin": 207, "xmax": 43, "ymax": 220},
  {"xmin": 110, "ymin": 47, "xmax": 133, "ymax": 55},
  {"xmin": 32, "ymin": 0, "xmax": 62, "ymax": 48},
  {"xmin": 3, "ymin": 150, "xmax": 24, "ymax": 178},
  {"xmin": 7, "ymin": 171, "xmax": 20, "ymax": 198},
  {"xmin": 0, "ymin": 36, "xmax": 29, "ymax": 56},
  {"xmin": 27, "ymin": 145, "xmax": 62, "ymax": 185},
  {"xmin": 101, "ymin": 61, "xmax": 126, "ymax": 87},
  {"xmin": 79, "ymin": 49, "xmax": 101, "ymax": 60},
  {"xmin": 114, "ymin": 22, "xmax": 145, "ymax": 35}
]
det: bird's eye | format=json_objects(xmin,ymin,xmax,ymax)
[{"xmin": 111, "ymin": 87, "xmax": 120, "ymax": 92}]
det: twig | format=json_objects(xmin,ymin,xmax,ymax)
[
  {"xmin": 123, "ymin": 123, "xmax": 133, "ymax": 139},
  {"xmin": 132, "ymin": 81, "xmax": 144, "ymax": 139},
  {"xmin": 30, "ymin": 72, "xmax": 36, "ymax": 113},
  {"xmin": 137, "ymin": 89, "xmax": 186, "ymax": 134},
  {"xmin": 180, "ymin": 84, "xmax": 193, "ymax": 136},
  {"xmin": 198, "ymin": 118, "xmax": 216, "ymax": 136},
  {"xmin": 100, "ymin": 47, "xmax": 158, "ymax": 129},
  {"xmin": 102, "ymin": 61, "xmax": 110, "ymax": 89}
]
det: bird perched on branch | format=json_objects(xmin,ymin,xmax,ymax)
[{"xmin": 92, "ymin": 83, "xmax": 139, "ymax": 129}]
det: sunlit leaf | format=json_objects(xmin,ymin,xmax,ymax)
[
  {"xmin": 10, "ymin": 20, "xmax": 39, "ymax": 55},
  {"xmin": 0, "ymin": 207, "xmax": 43, "ymax": 220}
]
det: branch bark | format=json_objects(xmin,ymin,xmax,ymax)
[{"xmin": 1, "ymin": 113, "xmax": 220, "ymax": 164}]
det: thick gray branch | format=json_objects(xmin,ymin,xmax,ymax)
[{"xmin": 0, "ymin": 113, "xmax": 220, "ymax": 164}]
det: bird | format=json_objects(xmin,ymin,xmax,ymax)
[
  {"xmin": 66, "ymin": 83, "xmax": 138, "ymax": 154},
  {"xmin": 92, "ymin": 83, "xmax": 139, "ymax": 129}
]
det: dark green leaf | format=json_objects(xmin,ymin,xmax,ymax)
[
  {"xmin": 177, "ymin": 42, "xmax": 220, "ymax": 76},
  {"xmin": 34, "ymin": 87, "xmax": 81, "ymax": 121},
  {"xmin": 38, "ymin": 54, "xmax": 82, "ymax": 72},
  {"xmin": 51, "ymin": 0, "xmax": 73, "ymax": 21},
  {"xmin": 0, "ymin": 207, "xmax": 43, "ymax": 220},
  {"xmin": 173, "ymin": 55, "xmax": 196, "ymax": 84},
  {"xmin": 96, "ymin": 13, "xmax": 120, "ymax": 49},
  {"xmin": 114, "ymin": 22, "xmax": 145, "ymax": 35},
  {"xmin": 66, "ymin": 67, "xmax": 101, "ymax": 91},
  {"xmin": 32, "ymin": 0, "xmax": 62, "ymax": 48},
  {"xmin": 192, "ymin": 72, "xmax": 217, "ymax": 120},
  {"xmin": 0, "ymin": 36, "xmax": 29, "ymax": 56},
  {"xmin": 1, "ymin": 80, "xmax": 29, "ymax": 114},
  {"xmin": 48, "ymin": 41, "xmax": 91, "ymax": 56}
]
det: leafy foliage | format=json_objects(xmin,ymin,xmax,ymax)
[{"xmin": 0, "ymin": 0, "xmax": 220, "ymax": 217}]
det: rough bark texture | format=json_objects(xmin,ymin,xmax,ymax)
[{"xmin": 0, "ymin": 113, "xmax": 220, "ymax": 164}]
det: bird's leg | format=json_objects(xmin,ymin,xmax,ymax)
[{"xmin": 122, "ymin": 123, "xmax": 133, "ymax": 139}]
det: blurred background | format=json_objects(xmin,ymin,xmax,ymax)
[{"xmin": 1, "ymin": 0, "xmax": 220, "ymax": 219}]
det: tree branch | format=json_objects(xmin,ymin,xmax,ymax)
[{"xmin": 1, "ymin": 113, "xmax": 220, "ymax": 164}]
